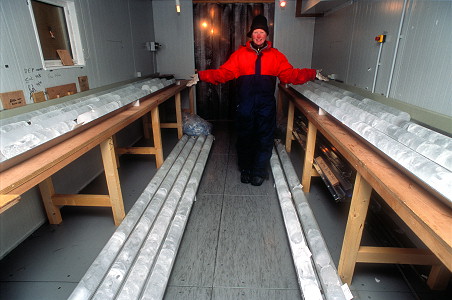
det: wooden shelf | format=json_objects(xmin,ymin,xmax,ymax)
[
  {"xmin": 0, "ymin": 82, "xmax": 192, "ymax": 226},
  {"xmin": 279, "ymin": 83, "xmax": 451, "ymax": 290}
]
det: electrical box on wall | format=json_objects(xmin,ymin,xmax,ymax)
[
  {"xmin": 145, "ymin": 41, "xmax": 161, "ymax": 52},
  {"xmin": 375, "ymin": 35, "xmax": 386, "ymax": 43}
]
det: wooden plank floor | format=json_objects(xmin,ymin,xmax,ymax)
[{"xmin": 0, "ymin": 123, "xmax": 450, "ymax": 299}]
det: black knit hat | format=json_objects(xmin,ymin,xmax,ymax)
[{"xmin": 247, "ymin": 15, "xmax": 269, "ymax": 38}]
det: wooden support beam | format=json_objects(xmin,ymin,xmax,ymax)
[
  {"xmin": 38, "ymin": 177, "xmax": 62, "ymax": 224},
  {"xmin": 112, "ymin": 134, "xmax": 120, "ymax": 168},
  {"xmin": 311, "ymin": 166, "xmax": 320, "ymax": 177},
  {"xmin": 142, "ymin": 113, "xmax": 151, "ymax": 139},
  {"xmin": 151, "ymin": 107, "xmax": 164, "ymax": 168},
  {"xmin": 301, "ymin": 121, "xmax": 317, "ymax": 192},
  {"xmin": 285, "ymin": 100, "xmax": 295, "ymax": 152},
  {"xmin": 357, "ymin": 246, "xmax": 450, "ymax": 290},
  {"xmin": 116, "ymin": 147, "xmax": 158, "ymax": 155},
  {"xmin": 427, "ymin": 265, "xmax": 451, "ymax": 290},
  {"xmin": 0, "ymin": 194, "xmax": 21, "ymax": 213},
  {"xmin": 356, "ymin": 246, "xmax": 440, "ymax": 265},
  {"xmin": 338, "ymin": 173, "xmax": 373, "ymax": 285},
  {"xmin": 52, "ymin": 194, "xmax": 111, "ymax": 207},
  {"xmin": 100, "ymin": 137, "xmax": 125, "ymax": 226},
  {"xmin": 160, "ymin": 123, "xmax": 179, "ymax": 129},
  {"xmin": 175, "ymin": 92, "xmax": 183, "ymax": 139}
]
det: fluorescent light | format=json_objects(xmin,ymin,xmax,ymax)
[{"xmin": 176, "ymin": 0, "xmax": 181, "ymax": 14}]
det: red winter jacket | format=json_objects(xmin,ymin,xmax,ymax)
[{"xmin": 198, "ymin": 41, "xmax": 316, "ymax": 85}]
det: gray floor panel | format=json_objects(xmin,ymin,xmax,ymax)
[
  {"xmin": 211, "ymin": 287, "xmax": 301, "ymax": 300},
  {"xmin": 351, "ymin": 264, "xmax": 411, "ymax": 292},
  {"xmin": 353, "ymin": 290, "xmax": 420, "ymax": 300},
  {"xmin": 168, "ymin": 194, "xmax": 223, "ymax": 287},
  {"xmin": 209, "ymin": 122, "xmax": 233, "ymax": 156},
  {"xmin": 214, "ymin": 194, "xmax": 299, "ymax": 289},
  {"xmin": 0, "ymin": 209, "xmax": 115, "ymax": 283},
  {"xmin": 163, "ymin": 286, "xmax": 212, "ymax": 300},
  {"xmin": 198, "ymin": 154, "xmax": 228, "ymax": 195},
  {"xmin": 0, "ymin": 281, "xmax": 77, "ymax": 300}
]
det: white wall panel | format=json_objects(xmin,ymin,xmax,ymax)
[
  {"xmin": 152, "ymin": 0, "xmax": 195, "ymax": 80},
  {"xmin": 129, "ymin": 0, "xmax": 156, "ymax": 76},
  {"xmin": 83, "ymin": 0, "xmax": 136, "ymax": 86},
  {"xmin": 347, "ymin": 0, "xmax": 403, "ymax": 93},
  {"xmin": 390, "ymin": 0, "xmax": 452, "ymax": 116},
  {"xmin": 274, "ymin": 0, "xmax": 315, "ymax": 69},
  {"xmin": 0, "ymin": 0, "xmax": 155, "ymax": 258},
  {"xmin": 312, "ymin": 4, "xmax": 354, "ymax": 81},
  {"xmin": 312, "ymin": 0, "xmax": 452, "ymax": 119}
]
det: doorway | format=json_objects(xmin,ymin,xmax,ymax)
[{"xmin": 193, "ymin": 2, "xmax": 275, "ymax": 120}]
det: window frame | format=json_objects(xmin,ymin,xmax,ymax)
[{"xmin": 28, "ymin": 0, "xmax": 85, "ymax": 70}]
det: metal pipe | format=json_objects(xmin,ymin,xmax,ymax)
[
  {"xmin": 68, "ymin": 135, "xmax": 191, "ymax": 300},
  {"xmin": 372, "ymin": 42, "xmax": 383, "ymax": 93},
  {"xmin": 141, "ymin": 135, "xmax": 214, "ymax": 300},
  {"xmin": 270, "ymin": 148, "xmax": 323, "ymax": 300},
  {"xmin": 92, "ymin": 136, "xmax": 203, "ymax": 299},
  {"xmin": 386, "ymin": 0, "xmax": 409, "ymax": 97},
  {"xmin": 275, "ymin": 141, "xmax": 347, "ymax": 300}
]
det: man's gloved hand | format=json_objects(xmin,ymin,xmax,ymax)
[
  {"xmin": 316, "ymin": 69, "xmax": 329, "ymax": 81},
  {"xmin": 186, "ymin": 73, "xmax": 199, "ymax": 87}
]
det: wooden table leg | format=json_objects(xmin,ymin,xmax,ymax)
[
  {"xmin": 301, "ymin": 121, "xmax": 317, "ymax": 192},
  {"xmin": 112, "ymin": 134, "xmax": 120, "ymax": 168},
  {"xmin": 151, "ymin": 106, "xmax": 164, "ymax": 168},
  {"xmin": 285, "ymin": 100, "xmax": 295, "ymax": 153},
  {"xmin": 338, "ymin": 172, "xmax": 373, "ymax": 285},
  {"xmin": 427, "ymin": 265, "xmax": 451, "ymax": 290},
  {"xmin": 142, "ymin": 113, "xmax": 151, "ymax": 139},
  {"xmin": 100, "ymin": 137, "xmax": 125, "ymax": 226},
  {"xmin": 175, "ymin": 92, "xmax": 183, "ymax": 139},
  {"xmin": 39, "ymin": 177, "xmax": 62, "ymax": 224}
]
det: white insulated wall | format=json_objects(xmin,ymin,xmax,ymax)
[
  {"xmin": 152, "ymin": 0, "xmax": 196, "ymax": 80},
  {"xmin": 312, "ymin": 0, "xmax": 452, "ymax": 118},
  {"xmin": 274, "ymin": 0, "xmax": 315, "ymax": 69},
  {"xmin": 0, "ymin": 0, "xmax": 155, "ymax": 259},
  {"xmin": 0, "ymin": 0, "xmax": 156, "ymax": 105}
]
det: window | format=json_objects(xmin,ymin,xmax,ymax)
[{"xmin": 29, "ymin": 0, "xmax": 84, "ymax": 69}]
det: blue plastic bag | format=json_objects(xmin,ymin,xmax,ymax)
[{"xmin": 182, "ymin": 113, "xmax": 212, "ymax": 136}]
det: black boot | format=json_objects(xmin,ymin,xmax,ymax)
[
  {"xmin": 240, "ymin": 169, "xmax": 251, "ymax": 184},
  {"xmin": 251, "ymin": 175, "xmax": 265, "ymax": 186}
]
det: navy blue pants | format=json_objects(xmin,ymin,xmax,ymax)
[{"xmin": 235, "ymin": 75, "xmax": 277, "ymax": 178}]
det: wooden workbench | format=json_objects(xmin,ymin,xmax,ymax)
[
  {"xmin": 0, "ymin": 81, "xmax": 193, "ymax": 226},
  {"xmin": 278, "ymin": 84, "xmax": 451, "ymax": 290}
]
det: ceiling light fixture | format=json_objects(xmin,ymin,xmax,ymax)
[{"xmin": 176, "ymin": 0, "xmax": 181, "ymax": 14}]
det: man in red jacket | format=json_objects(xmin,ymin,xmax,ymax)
[{"xmin": 188, "ymin": 15, "xmax": 328, "ymax": 186}]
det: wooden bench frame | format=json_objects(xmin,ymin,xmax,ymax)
[
  {"xmin": 278, "ymin": 84, "xmax": 451, "ymax": 290},
  {"xmin": 0, "ymin": 81, "xmax": 193, "ymax": 226}
]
